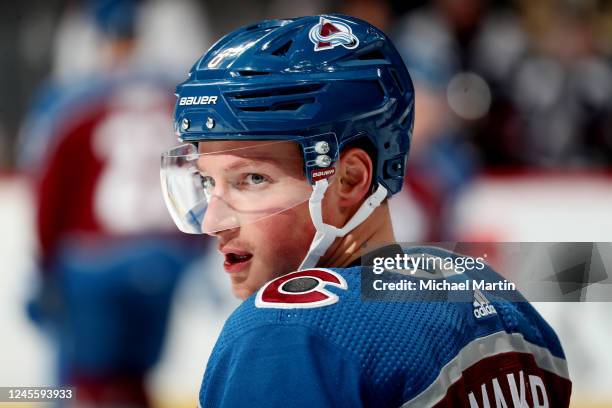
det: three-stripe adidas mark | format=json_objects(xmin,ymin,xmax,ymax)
[{"xmin": 473, "ymin": 288, "xmax": 497, "ymax": 319}]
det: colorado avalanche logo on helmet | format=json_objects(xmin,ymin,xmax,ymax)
[{"xmin": 308, "ymin": 16, "xmax": 359, "ymax": 52}]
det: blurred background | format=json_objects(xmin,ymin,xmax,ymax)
[{"xmin": 0, "ymin": 0, "xmax": 611, "ymax": 407}]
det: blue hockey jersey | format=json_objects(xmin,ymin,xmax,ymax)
[{"xmin": 199, "ymin": 246, "xmax": 571, "ymax": 407}]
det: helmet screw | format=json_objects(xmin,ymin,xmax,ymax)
[
  {"xmin": 315, "ymin": 155, "xmax": 332, "ymax": 167},
  {"xmin": 181, "ymin": 118, "xmax": 190, "ymax": 130},
  {"xmin": 206, "ymin": 117, "xmax": 215, "ymax": 129},
  {"xmin": 314, "ymin": 141, "xmax": 330, "ymax": 154}
]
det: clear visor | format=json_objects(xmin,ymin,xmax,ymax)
[{"xmin": 161, "ymin": 135, "xmax": 337, "ymax": 234}]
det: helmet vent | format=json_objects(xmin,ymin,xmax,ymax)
[
  {"xmin": 399, "ymin": 101, "xmax": 413, "ymax": 128},
  {"xmin": 271, "ymin": 40, "xmax": 293, "ymax": 57},
  {"xmin": 237, "ymin": 70, "xmax": 270, "ymax": 77},
  {"xmin": 357, "ymin": 49, "xmax": 386, "ymax": 61},
  {"xmin": 390, "ymin": 68, "xmax": 405, "ymax": 94},
  {"xmin": 230, "ymin": 83, "xmax": 324, "ymax": 100},
  {"xmin": 238, "ymin": 97, "xmax": 315, "ymax": 112},
  {"xmin": 245, "ymin": 23, "xmax": 263, "ymax": 31}
]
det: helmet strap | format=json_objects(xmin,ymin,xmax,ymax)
[{"xmin": 298, "ymin": 179, "xmax": 388, "ymax": 270}]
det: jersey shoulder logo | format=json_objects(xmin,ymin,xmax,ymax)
[
  {"xmin": 308, "ymin": 17, "xmax": 359, "ymax": 52},
  {"xmin": 255, "ymin": 268, "xmax": 348, "ymax": 309},
  {"xmin": 473, "ymin": 288, "xmax": 497, "ymax": 320}
]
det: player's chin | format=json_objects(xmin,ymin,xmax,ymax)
[
  {"xmin": 230, "ymin": 285, "xmax": 252, "ymax": 300},
  {"xmin": 227, "ymin": 272, "xmax": 248, "ymax": 297},
  {"xmin": 229, "ymin": 264, "xmax": 276, "ymax": 300}
]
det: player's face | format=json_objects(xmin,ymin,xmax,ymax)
[{"xmin": 198, "ymin": 140, "xmax": 316, "ymax": 299}]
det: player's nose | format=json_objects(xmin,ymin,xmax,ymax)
[{"xmin": 202, "ymin": 195, "xmax": 240, "ymax": 236}]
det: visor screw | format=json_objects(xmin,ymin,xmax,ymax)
[
  {"xmin": 206, "ymin": 117, "xmax": 215, "ymax": 129},
  {"xmin": 181, "ymin": 118, "xmax": 190, "ymax": 130},
  {"xmin": 314, "ymin": 141, "xmax": 330, "ymax": 154},
  {"xmin": 315, "ymin": 154, "xmax": 332, "ymax": 168}
]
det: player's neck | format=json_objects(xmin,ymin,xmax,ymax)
[{"xmin": 318, "ymin": 202, "xmax": 395, "ymax": 268}]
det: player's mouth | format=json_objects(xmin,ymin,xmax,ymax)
[{"xmin": 223, "ymin": 251, "xmax": 253, "ymax": 273}]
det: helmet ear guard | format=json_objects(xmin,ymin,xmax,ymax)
[{"xmin": 300, "ymin": 133, "xmax": 340, "ymax": 185}]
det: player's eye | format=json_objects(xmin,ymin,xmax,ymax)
[
  {"xmin": 199, "ymin": 174, "xmax": 215, "ymax": 192},
  {"xmin": 236, "ymin": 173, "xmax": 270, "ymax": 189},
  {"xmin": 245, "ymin": 173, "xmax": 267, "ymax": 185}
]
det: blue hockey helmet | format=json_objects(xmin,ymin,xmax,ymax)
[
  {"xmin": 162, "ymin": 14, "xmax": 414, "ymax": 267},
  {"xmin": 173, "ymin": 14, "xmax": 414, "ymax": 194}
]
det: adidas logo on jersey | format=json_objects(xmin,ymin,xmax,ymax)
[{"xmin": 473, "ymin": 289, "xmax": 497, "ymax": 319}]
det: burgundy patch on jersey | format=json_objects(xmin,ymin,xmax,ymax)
[
  {"xmin": 431, "ymin": 351, "xmax": 572, "ymax": 407},
  {"xmin": 255, "ymin": 268, "xmax": 348, "ymax": 309}
]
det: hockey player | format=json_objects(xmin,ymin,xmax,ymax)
[
  {"xmin": 161, "ymin": 14, "xmax": 572, "ymax": 407},
  {"xmin": 20, "ymin": 1, "xmax": 201, "ymax": 405}
]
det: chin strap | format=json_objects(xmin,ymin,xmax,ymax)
[{"xmin": 298, "ymin": 179, "xmax": 388, "ymax": 270}]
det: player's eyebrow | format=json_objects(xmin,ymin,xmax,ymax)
[
  {"xmin": 222, "ymin": 157, "xmax": 281, "ymax": 171},
  {"xmin": 196, "ymin": 156, "xmax": 283, "ymax": 173}
]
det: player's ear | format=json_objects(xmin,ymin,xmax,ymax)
[{"xmin": 335, "ymin": 147, "xmax": 373, "ymax": 208}]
